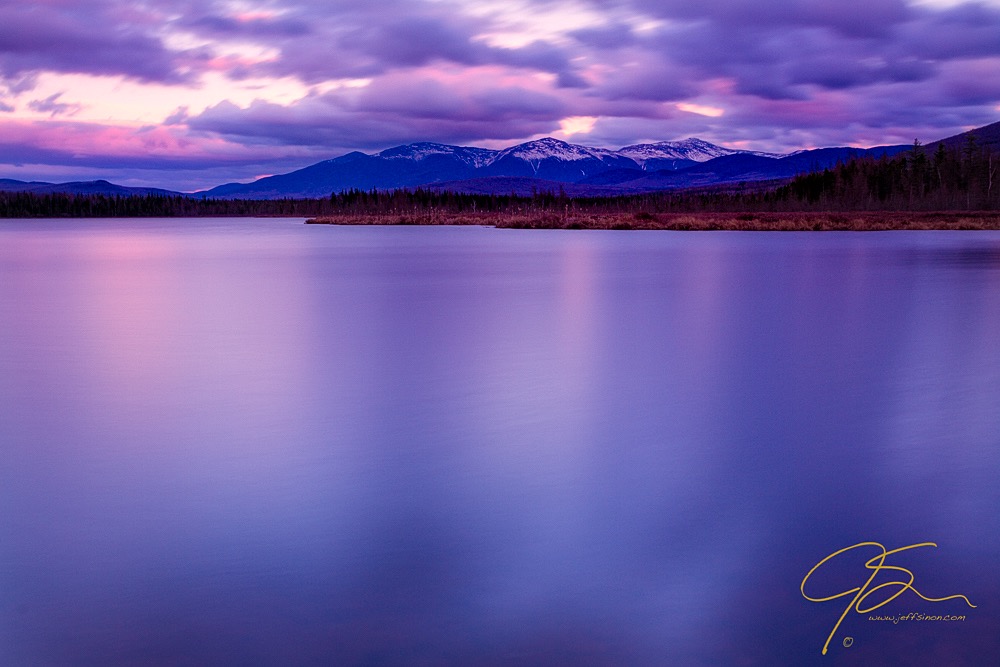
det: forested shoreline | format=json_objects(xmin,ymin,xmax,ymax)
[{"xmin": 2, "ymin": 138, "xmax": 997, "ymax": 222}]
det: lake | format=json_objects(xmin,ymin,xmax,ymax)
[{"xmin": 1, "ymin": 218, "xmax": 998, "ymax": 666}]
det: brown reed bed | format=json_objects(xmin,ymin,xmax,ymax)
[{"xmin": 305, "ymin": 210, "xmax": 1000, "ymax": 231}]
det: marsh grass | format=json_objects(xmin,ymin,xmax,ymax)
[{"xmin": 306, "ymin": 211, "xmax": 1000, "ymax": 231}]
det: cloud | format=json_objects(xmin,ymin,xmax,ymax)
[
  {"xmin": 2, "ymin": 0, "xmax": 1000, "ymax": 190},
  {"xmin": 184, "ymin": 13, "xmax": 312, "ymax": 38},
  {"xmin": 936, "ymin": 58, "xmax": 1000, "ymax": 106},
  {"xmin": 2, "ymin": 73, "xmax": 39, "ymax": 95},
  {"xmin": 570, "ymin": 0, "xmax": 1000, "ymax": 132},
  {"xmin": 897, "ymin": 2, "xmax": 1000, "ymax": 59},
  {"xmin": 590, "ymin": 54, "xmax": 700, "ymax": 102},
  {"xmin": 27, "ymin": 93, "xmax": 82, "ymax": 117},
  {"xmin": 620, "ymin": 0, "xmax": 913, "ymax": 38},
  {"xmin": 0, "ymin": 117, "xmax": 306, "ymax": 171},
  {"xmin": 0, "ymin": 3, "xmax": 194, "ymax": 83},
  {"xmin": 164, "ymin": 107, "xmax": 190, "ymax": 126},
  {"xmin": 118, "ymin": 0, "xmax": 587, "ymax": 89},
  {"xmin": 187, "ymin": 70, "xmax": 570, "ymax": 150},
  {"xmin": 569, "ymin": 23, "xmax": 637, "ymax": 49}
]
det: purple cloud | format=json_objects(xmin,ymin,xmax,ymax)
[
  {"xmin": 188, "ymin": 75, "xmax": 568, "ymax": 150},
  {"xmin": 185, "ymin": 14, "xmax": 312, "ymax": 38},
  {"xmin": 620, "ymin": 0, "xmax": 913, "ymax": 38},
  {"xmin": 1, "ymin": 0, "xmax": 999, "ymax": 190},
  {"xmin": 593, "ymin": 57, "xmax": 700, "ymax": 102},
  {"xmin": 0, "ymin": 3, "xmax": 194, "ymax": 83},
  {"xmin": 27, "ymin": 93, "xmax": 81, "ymax": 117},
  {"xmin": 244, "ymin": 7, "xmax": 585, "ymax": 87},
  {"xmin": 569, "ymin": 23, "xmax": 637, "ymax": 49},
  {"xmin": 897, "ymin": 3, "xmax": 1000, "ymax": 60}
]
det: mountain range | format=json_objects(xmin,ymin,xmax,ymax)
[
  {"xmin": 3, "ymin": 121, "xmax": 997, "ymax": 199},
  {"xmin": 199, "ymin": 137, "xmax": 911, "ymax": 199}
]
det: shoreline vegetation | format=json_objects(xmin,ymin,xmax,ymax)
[
  {"xmin": 305, "ymin": 211, "xmax": 1000, "ymax": 231},
  {"xmin": 3, "ymin": 139, "xmax": 998, "ymax": 229}
]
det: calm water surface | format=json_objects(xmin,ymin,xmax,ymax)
[{"xmin": 1, "ymin": 218, "xmax": 998, "ymax": 665}]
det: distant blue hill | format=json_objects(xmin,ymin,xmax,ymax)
[
  {"xmin": 603, "ymin": 145, "xmax": 911, "ymax": 192},
  {"xmin": 0, "ymin": 179, "xmax": 181, "ymax": 197},
  {"xmin": 0, "ymin": 179, "xmax": 54, "ymax": 192},
  {"xmin": 202, "ymin": 150, "xmax": 483, "ymax": 199}
]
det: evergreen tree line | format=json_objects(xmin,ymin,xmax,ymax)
[
  {"xmin": 0, "ymin": 192, "xmax": 337, "ymax": 218},
  {"xmin": 1, "ymin": 137, "xmax": 995, "ymax": 218},
  {"xmin": 778, "ymin": 137, "xmax": 998, "ymax": 210}
]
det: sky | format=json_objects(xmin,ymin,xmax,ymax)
[{"xmin": 2, "ymin": 0, "xmax": 1000, "ymax": 192}]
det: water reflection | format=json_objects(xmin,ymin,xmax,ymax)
[{"xmin": 0, "ymin": 222, "xmax": 998, "ymax": 665}]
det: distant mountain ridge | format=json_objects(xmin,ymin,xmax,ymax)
[
  {"xmin": 616, "ymin": 138, "xmax": 783, "ymax": 165},
  {"xmin": 5, "ymin": 121, "xmax": 998, "ymax": 199},
  {"xmin": 0, "ymin": 179, "xmax": 180, "ymax": 197},
  {"xmin": 199, "ymin": 136, "xmax": 910, "ymax": 199},
  {"xmin": 926, "ymin": 119, "xmax": 1000, "ymax": 152}
]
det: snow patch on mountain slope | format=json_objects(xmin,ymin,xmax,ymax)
[
  {"xmin": 497, "ymin": 137, "xmax": 614, "ymax": 163},
  {"xmin": 376, "ymin": 143, "xmax": 499, "ymax": 167},
  {"xmin": 371, "ymin": 137, "xmax": 784, "ymax": 170},
  {"xmin": 618, "ymin": 139, "xmax": 728, "ymax": 164},
  {"xmin": 617, "ymin": 138, "xmax": 785, "ymax": 165}
]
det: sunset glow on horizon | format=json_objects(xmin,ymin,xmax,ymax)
[{"xmin": 2, "ymin": 0, "xmax": 1000, "ymax": 190}]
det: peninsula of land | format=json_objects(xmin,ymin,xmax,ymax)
[{"xmin": 305, "ymin": 211, "xmax": 1000, "ymax": 231}]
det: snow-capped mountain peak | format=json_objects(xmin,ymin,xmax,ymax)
[
  {"xmin": 618, "ymin": 138, "xmax": 787, "ymax": 164},
  {"xmin": 616, "ymin": 138, "xmax": 736, "ymax": 164},
  {"xmin": 377, "ymin": 142, "xmax": 454, "ymax": 160},
  {"xmin": 497, "ymin": 137, "xmax": 609, "ymax": 163},
  {"xmin": 376, "ymin": 142, "xmax": 499, "ymax": 168},
  {"xmin": 201, "ymin": 130, "xmax": 911, "ymax": 199},
  {"xmin": 369, "ymin": 137, "xmax": 783, "ymax": 171}
]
